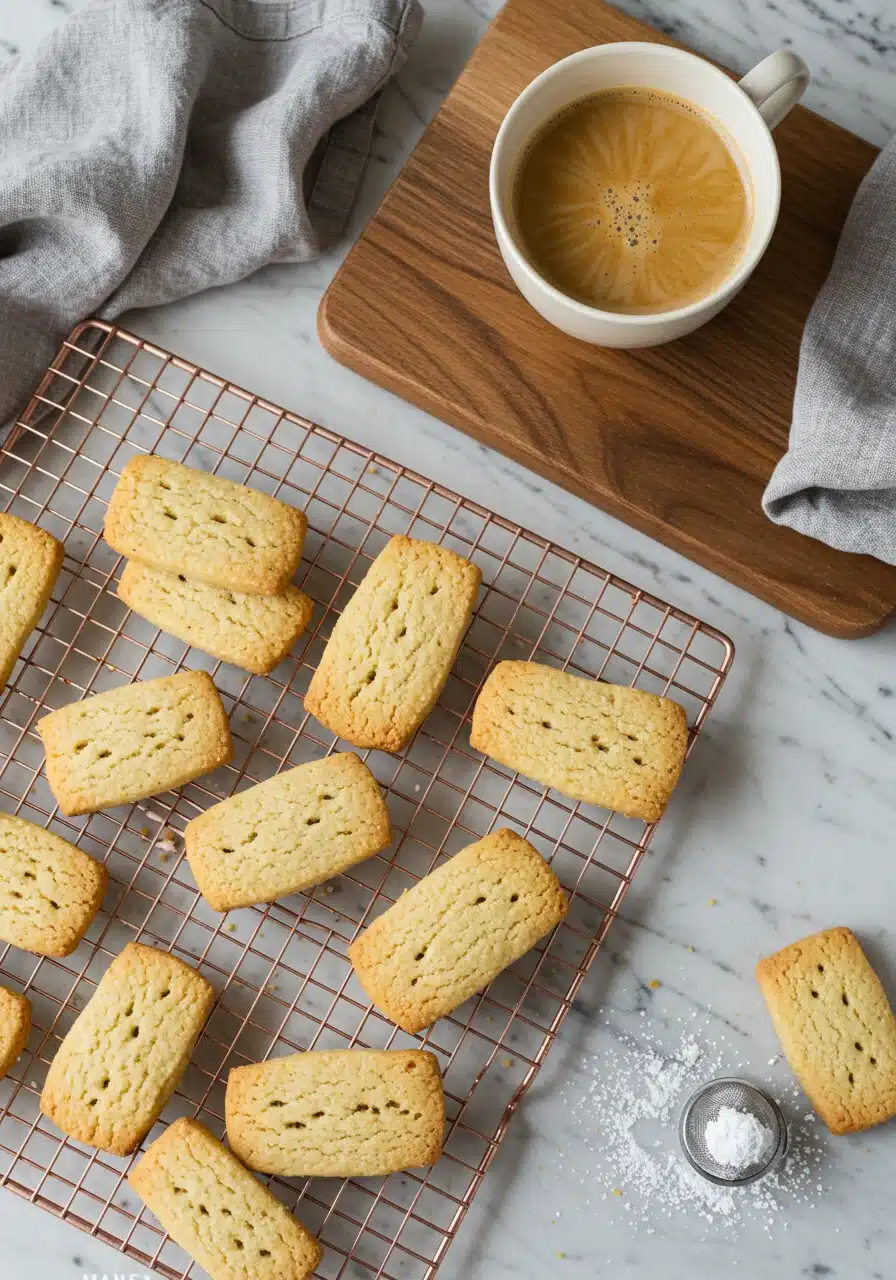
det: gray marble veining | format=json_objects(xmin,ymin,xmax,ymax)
[{"xmin": 0, "ymin": 0, "xmax": 895, "ymax": 1278}]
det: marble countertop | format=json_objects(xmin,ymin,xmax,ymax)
[{"xmin": 1, "ymin": 1, "xmax": 895, "ymax": 1278}]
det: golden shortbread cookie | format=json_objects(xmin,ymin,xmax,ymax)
[
  {"xmin": 0, "ymin": 813, "xmax": 106, "ymax": 956},
  {"xmin": 0, "ymin": 513, "xmax": 64, "ymax": 690},
  {"xmin": 0, "ymin": 986, "xmax": 31, "ymax": 1080},
  {"xmin": 185, "ymin": 753, "xmax": 391, "ymax": 911},
  {"xmin": 104, "ymin": 456, "xmax": 306, "ymax": 596},
  {"xmin": 38, "ymin": 670, "xmax": 233, "ymax": 816},
  {"xmin": 129, "ymin": 1117, "xmax": 322, "ymax": 1280},
  {"xmin": 118, "ymin": 560, "xmax": 314, "ymax": 674},
  {"xmin": 305, "ymin": 535, "xmax": 481, "ymax": 751},
  {"xmin": 226, "ymin": 1048, "xmax": 444, "ymax": 1177},
  {"xmin": 41, "ymin": 942, "xmax": 215, "ymax": 1155},
  {"xmin": 757, "ymin": 926, "xmax": 896, "ymax": 1135},
  {"xmin": 349, "ymin": 828, "xmax": 567, "ymax": 1033},
  {"xmin": 470, "ymin": 661, "xmax": 688, "ymax": 822}
]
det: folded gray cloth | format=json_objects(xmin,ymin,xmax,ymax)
[
  {"xmin": 0, "ymin": 0, "xmax": 422, "ymax": 424},
  {"xmin": 762, "ymin": 138, "xmax": 896, "ymax": 563}
]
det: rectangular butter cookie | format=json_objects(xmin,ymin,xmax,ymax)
[
  {"xmin": 0, "ymin": 513, "xmax": 64, "ymax": 690},
  {"xmin": 185, "ymin": 752, "xmax": 391, "ymax": 911},
  {"xmin": 41, "ymin": 942, "xmax": 215, "ymax": 1154},
  {"xmin": 38, "ymin": 670, "xmax": 233, "ymax": 816},
  {"xmin": 470, "ymin": 661, "xmax": 688, "ymax": 822},
  {"xmin": 129, "ymin": 1117, "xmax": 322, "ymax": 1280},
  {"xmin": 104, "ymin": 456, "xmax": 306, "ymax": 596},
  {"xmin": 757, "ymin": 926, "xmax": 896, "ymax": 1135},
  {"xmin": 118, "ymin": 560, "xmax": 314, "ymax": 675},
  {"xmin": 0, "ymin": 813, "xmax": 106, "ymax": 956},
  {"xmin": 305, "ymin": 535, "xmax": 481, "ymax": 751},
  {"xmin": 0, "ymin": 986, "xmax": 31, "ymax": 1080},
  {"xmin": 349, "ymin": 828, "xmax": 567, "ymax": 1033},
  {"xmin": 226, "ymin": 1047, "xmax": 444, "ymax": 1177}
]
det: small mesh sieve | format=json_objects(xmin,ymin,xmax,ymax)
[{"xmin": 679, "ymin": 1077, "xmax": 788, "ymax": 1186}]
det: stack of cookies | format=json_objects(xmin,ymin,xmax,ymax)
[{"xmin": 107, "ymin": 456, "xmax": 313, "ymax": 675}]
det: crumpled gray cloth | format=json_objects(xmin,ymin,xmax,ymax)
[
  {"xmin": 0, "ymin": 0, "xmax": 422, "ymax": 424},
  {"xmin": 762, "ymin": 137, "xmax": 896, "ymax": 563}
]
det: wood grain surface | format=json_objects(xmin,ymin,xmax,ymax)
[{"xmin": 319, "ymin": 0, "xmax": 896, "ymax": 637}]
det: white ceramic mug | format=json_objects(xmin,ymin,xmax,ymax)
[{"xmin": 489, "ymin": 44, "xmax": 810, "ymax": 347}]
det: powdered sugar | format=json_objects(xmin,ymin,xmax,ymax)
[
  {"xmin": 704, "ymin": 1105, "xmax": 773, "ymax": 1170},
  {"xmin": 556, "ymin": 1009, "xmax": 829, "ymax": 1237}
]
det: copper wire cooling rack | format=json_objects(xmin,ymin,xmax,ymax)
[{"xmin": 0, "ymin": 320, "xmax": 734, "ymax": 1279}]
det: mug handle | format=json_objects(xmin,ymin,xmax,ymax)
[{"xmin": 737, "ymin": 51, "xmax": 810, "ymax": 129}]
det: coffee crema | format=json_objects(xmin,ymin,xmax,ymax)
[{"xmin": 511, "ymin": 87, "xmax": 751, "ymax": 315}]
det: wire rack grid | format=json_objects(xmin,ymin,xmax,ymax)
[{"xmin": 0, "ymin": 320, "xmax": 734, "ymax": 1280}]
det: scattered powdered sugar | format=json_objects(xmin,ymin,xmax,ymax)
[
  {"xmin": 704, "ymin": 1105, "xmax": 773, "ymax": 1171},
  {"xmin": 557, "ymin": 1009, "xmax": 829, "ymax": 1237}
]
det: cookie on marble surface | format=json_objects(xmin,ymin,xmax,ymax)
[{"xmin": 757, "ymin": 926, "xmax": 896, "ymax": 1134}]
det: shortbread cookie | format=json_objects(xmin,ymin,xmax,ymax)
[
  {"xmin": 0, "ymin": 986, "xmax": 31, "ymax": 1079},
  {"xmin": 129, "ymin": 1117, "xmax": 321, "ymax": 1280},
  {"xmin": 470, "ymin": 661, "xmax": 688, "ymax": 822},
  {"xmin": 0, "ymin": 513, "xmax": 64, "ymax": 690},
  {"xmin": 349, "ymin": 828, "xmax": 567, "ymax": 1033},
  {"xmin": 118, "ymin": 561, "xmax": 313, "ymax": 675},
  {"xmin": 41, "ymin": 942, "xmax": 214, "ymax": 1154},
  {"xmin": 226, "ymin": 1048, "xmax": 444, "ymax": 1177},
  {"xmin": 104, "ymin": 456, "xmax": 306, "ymax": 596},
  {"xmin": 757, "ymin": 927, "xmax": 896, "ymax": 1135},
  {"xmin": 186, "ymin": 753, "xmax": 391, "ymax": 911},
  {"xmin": 305, "ymin": 535, "xmax": 481, "ymax": 751},
  {"xmin": 38, "ymin": 670, "xmax": 233, "ymax": 816},
  {"xmin": 0, "ymin": 813, "xmax": 106, "ymax": 956}
]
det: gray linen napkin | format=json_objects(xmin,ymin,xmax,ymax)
[
  {"xmin": 0, "ymin": 0, "xmax": 422, "ymax": 424},
  {"xmin": 762, "ymin": 138, "xmax": 896, "ymax": 563}
]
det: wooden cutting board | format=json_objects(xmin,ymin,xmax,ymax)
[{"xmin": 319, "ymin": 0, "xmax": 896, "ymax": 637}]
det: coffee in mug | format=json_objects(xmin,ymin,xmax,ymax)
[{"xmin": 511, "ymin": 87, "xmax": 751, "ymax": 315}]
